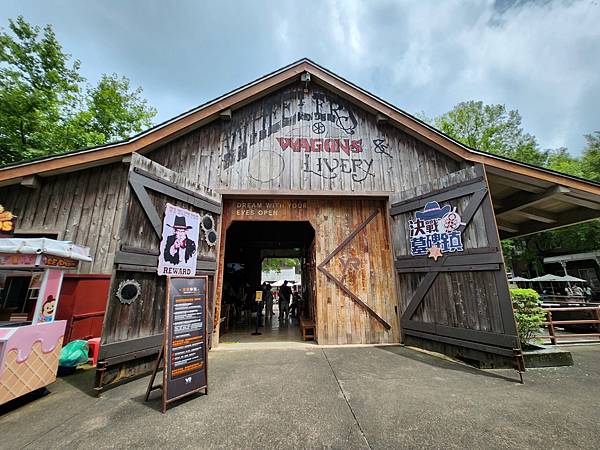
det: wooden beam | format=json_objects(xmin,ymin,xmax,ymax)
[
  {"xmin": 376, "ymin": 113, "xmax": 388, "ymax": 124},
  {"xmin": 496, "ymin": 220, "xmax": 519, "ymax": 234},
  {"xmin": 502, "ymin": 207, "xmax": 600, "ymax": 238},
  {"xmin": 558, "ymin": 194, "xmax": 600, "ymax": 210},
  {"xmin": 514, "ymin": 208, "xmax": 557, "ymax": 224},
  {"xmin": 488, "ymin": 174, "xmax": 545, "ymax": 193},
  {"xmin": 20, "ymin": 175, "xmax": 40, "ymax": 189},
  {"xmin": 219, "ymin": 109, "xmax": 232, "ymax": 120},
  {"xmin": 496, "ymin": 185, "xmax": 570, "ymax": 216}
]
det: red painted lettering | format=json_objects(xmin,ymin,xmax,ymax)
[
  {"xmin": 339, "ymin": 139, "xmax": 351, "ymax": 155},
  {"xmin": 276, "ymin": 137, "xmax": 302, "ymax": 151},
  {"xmin": 351, "ymin": 139, "xmax": 363, "ymax": 153},
  {"xmin": 311, "ymin": 139, "xmax": 323, "ymax": 152}
]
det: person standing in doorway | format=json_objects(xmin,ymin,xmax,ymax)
[
  {"xmin": 279, "ymin": 280, "xmax": 291, "ymax": 320},
  {"xmin": 262, "ymin": 282, "xmax": 274, "ymax": 317}
]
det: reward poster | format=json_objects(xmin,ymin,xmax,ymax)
[{"xmin": 158, "ymin": 203, "xmax": 200, "ymax": 277}]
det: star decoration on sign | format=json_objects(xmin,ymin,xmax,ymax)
[{"xmin": 427, "ymin": 245, "xmax": 443, "ymax": 261}]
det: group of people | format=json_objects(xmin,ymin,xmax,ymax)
[
  {"xmin": 222, "ymin": 276, "xmax": 304, "ymax": 325},
  {"xmin": 261, "ymin": 280, "xmax": 302, "ymax": 320},
  {"xmin": 565, "ymin": 284, "xmax": 593, "ymax": 301}
]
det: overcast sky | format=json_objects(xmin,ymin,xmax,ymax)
[{"xmin": 2, "ymin": 0, "xmax": 599, "ymax": 154}]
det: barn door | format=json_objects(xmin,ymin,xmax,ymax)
[
  {"xmin": 390, "ymin": 165, "xmax": 523, "ymax": 374},
  {"xmin": 96, "ymin": 153, "xmax": 221, "ymax": 391}
]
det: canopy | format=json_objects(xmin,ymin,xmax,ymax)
[
  {"xmin": 530, "ymin": 274, "xmax": 565, "ymax": 282},
  {"xmin": 561, "ymin": 275, "xmax": 587, "ymax": 283},
  {"xmin": 508, "ymin": 276, "xmax": 530, "ymax": 282},
  {"xmin": 0, "ymin": 238, "xmax": 92, "ymax": 262},
  {"xmin": 529, "ymin": 274, "xmax": 587, "ymax": 283}
]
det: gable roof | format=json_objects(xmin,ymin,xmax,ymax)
[{"xmin": 1, "ymin": 58, "xmax": 599, "ymax": 200}]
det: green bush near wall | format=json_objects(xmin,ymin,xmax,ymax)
[{"xmin": 510, "ymin": 288, "xmax": 547, "ymax": 348}]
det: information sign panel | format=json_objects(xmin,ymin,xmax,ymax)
[{"xmin": 162, "ymin": 276, "xmax": 208, "ymax": 411}]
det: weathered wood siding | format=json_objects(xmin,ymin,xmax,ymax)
[
  {"xmin": 144, "ymin": 83, "xmax": 466, "ymax": 346},
  {"xmin": 389, "ymin": 165, "xmax": 519, "ymax": 365},
  {"xmin": 102, "ymin": 154, "xmax": 220, "ymax": 346},
  {"xmin": 391, "ymin": 166, "xmax": 500, "ymax": 331},
  {"xmin": 0, "ymin": 163, "xmax": 128, "ymax": 274},
  {"xmin": 147, "ymin": 83, "xmax": 461, "ymax": 193},
  {"xmin": 219, "ymin": 198, "xmax": 399, "ymax": 345}
]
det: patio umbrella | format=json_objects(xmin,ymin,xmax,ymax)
[
  {"xmin": 530, "ymin": 273, "xmax": 565, "ymax": 295},
  {"xmin": 561, "ymin": 275, "xmax": 587, "ymax": 283},
  {"xmin": 530, "ymin": 274, "xmax": 565, "ymax": 282},
  {"xmin": 508, "ymin": 276, "xmax": 530, "ymax": 282}
]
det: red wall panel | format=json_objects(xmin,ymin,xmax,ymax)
[{"xmin": 56, "ymin": 274, "xmax": 110, "ymax": 342}]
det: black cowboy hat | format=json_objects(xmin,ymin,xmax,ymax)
[
  {"xmin": 169, "ymin": 215, "xmax": 192, "ymax": 230},
  {"xmin": 415, "ymin": 201, "xmax": 451, "ymax": 220}
]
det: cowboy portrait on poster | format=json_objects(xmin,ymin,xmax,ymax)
[{"xmin": 158, "ymin": 203, "xmax": 200, "ymax": 276}]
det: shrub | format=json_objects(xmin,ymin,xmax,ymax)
[{"xmin": 510, "ymin": 288, "xmax": 547, "ymax": 347}]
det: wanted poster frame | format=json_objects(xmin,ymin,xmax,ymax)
[{"xmin": 145, "ymin": 276, "xmax": 208, "ymax": 413}]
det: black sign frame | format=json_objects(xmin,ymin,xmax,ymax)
[{"xmin": 146, "ymin": 275, "xmax": 208, "ymax": 413}]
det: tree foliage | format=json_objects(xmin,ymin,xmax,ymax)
[
  {"xmin": 433, "ymin": 101, "xmax": 546, "ymax": 165},
  {"xmin": 429, "ymin": 100, "xmax": 600, "ymax": 274},
  {"xmin": 262, "ymin": 258, "xmax": 300, "ymax": 273},
  {"xmin": 510, "ymin": 288, "xmax": 546, "ymax": 347},
  {"xmin": 0, "ymin": 16, "xmax": 156, "ymax": 165}
]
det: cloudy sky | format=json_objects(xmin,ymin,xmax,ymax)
[{"xmin": 2, "ymin": 0, "xmax": 599, "ymax": 154}]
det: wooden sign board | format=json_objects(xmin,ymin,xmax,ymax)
[{"xmin": 146, "ymin": 276, "xmax": 208, "ymax": 413}]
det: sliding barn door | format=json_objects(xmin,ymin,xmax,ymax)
[
  {"xmin": 96, "ymin": 153, "xmax": 221, "ymax": 391},
  {"xmin": 390, "ymin": 165, "xmax": 523, "ymax": 369}
]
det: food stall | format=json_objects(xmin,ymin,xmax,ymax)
[{"xmin": 0, "ymin": 238, "xmax": 91, "ymax": 405}]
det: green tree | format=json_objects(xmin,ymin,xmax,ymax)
[
  {"xmin": 262, "ymin": 258, "xmax": 300, "ymax": 273},
  {"xmin": 580, "ymin": 132, "xmax": 600, "ymax": 182},
  {"xmin": 429, "ymin": 100, "xmax": 600, "ymax": 275},
  {"xmin": 432, "ymin": 100, "xmax": 547, "ymax": 165},
  {"xmin": 545, "ymin": 147, "xmax": 584, "ymax": 177},
  {"xmin": 0, "ymin": 16, "xmax": 156, "ymax": 165}
]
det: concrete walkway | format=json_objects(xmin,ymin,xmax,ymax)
[{"xmin": 1, "ymin": 344, "xmax": 599, "ymax": 449}]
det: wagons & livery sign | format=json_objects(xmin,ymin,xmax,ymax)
[
  {"xmin": 409, "ymin": 201, "xmax": 465, "ymax": 261},
  {"xmin": 158, "ymin": 204, "xmax": 200, "ymax": 276}
]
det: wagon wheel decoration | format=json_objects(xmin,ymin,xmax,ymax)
[
  {"xmin": 201, "ymin": 214, "xmax": 218, "ymax": 247},
  {"xmin": 312, "ymin": 122, "xmax": 326, "ymax": 135},
  {"xmin": 116, "ymin": 279, "xmax": 142, "ymax": 305}
]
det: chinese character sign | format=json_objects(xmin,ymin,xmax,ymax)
[
  {"xmin": 158, "ymin": 203, "xmax": 200, "ymax": 277},
  {"xmin": 409, "ymin": 201, "xmax": 465, "ymax": 260}
]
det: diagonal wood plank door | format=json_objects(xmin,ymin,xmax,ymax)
[{"xmin": 390, "ymin": 165, "xmax": 523, "ymax": 372}]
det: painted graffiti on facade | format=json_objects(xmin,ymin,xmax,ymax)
[
  {"xmin": 222, "ymin": 88, "xmax": 358, "ymax": 170},
  {"xmin": 219, "ymin": 87, "xmax": 394, "ymax": 185},
  {"xmin": 373, "ymin": 138, "xmax": 392, "ymax": 158},
  {"xmin": 303, "ymin": 155, "xmax": 374, "ymax": 182},
  {"xmin": 409, "ymin": 201, "xmax": 465, "ymax": 261},
  {"xmin": 276, "ymin": 137, "xmax": 364, "ymax": 154}
]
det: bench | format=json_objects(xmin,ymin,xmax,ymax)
[{"xmin": 300, "ymin": 318, "xmax": 315, "ymax": 341}]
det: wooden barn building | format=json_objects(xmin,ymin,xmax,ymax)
[{"xmin": 1, "ymin": 59, "xmax": 600, "ymax": 389}]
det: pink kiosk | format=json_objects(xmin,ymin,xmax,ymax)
[{"xmin": 0, "ymin": 238, "xmax": 91, "ymax": 405}]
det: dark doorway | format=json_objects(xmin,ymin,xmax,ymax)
[{"xmin": 220, "ymin": 221, "xmax": 315, "ymax": 343}]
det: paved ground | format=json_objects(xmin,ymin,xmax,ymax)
[{"xmin": 1, "ymin": 344, "xmax": 599, "ymax": 449}]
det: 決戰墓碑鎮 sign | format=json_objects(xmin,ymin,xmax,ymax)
[{"xmin": 409, "ymin": 201, "xmax": 465, "ymax": 261}]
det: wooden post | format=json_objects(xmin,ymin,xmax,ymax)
[
  {"xmin": 547, "ymin": 311, "xmax": 557, "ymax": 345},
  {"xmin": 144, "ymin": 346, "xmax": 164, "ymax": 402}
]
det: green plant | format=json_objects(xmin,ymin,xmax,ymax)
[{"xmin": 510, "ymin": 288, "xmax": 547, "ymax": 348}]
